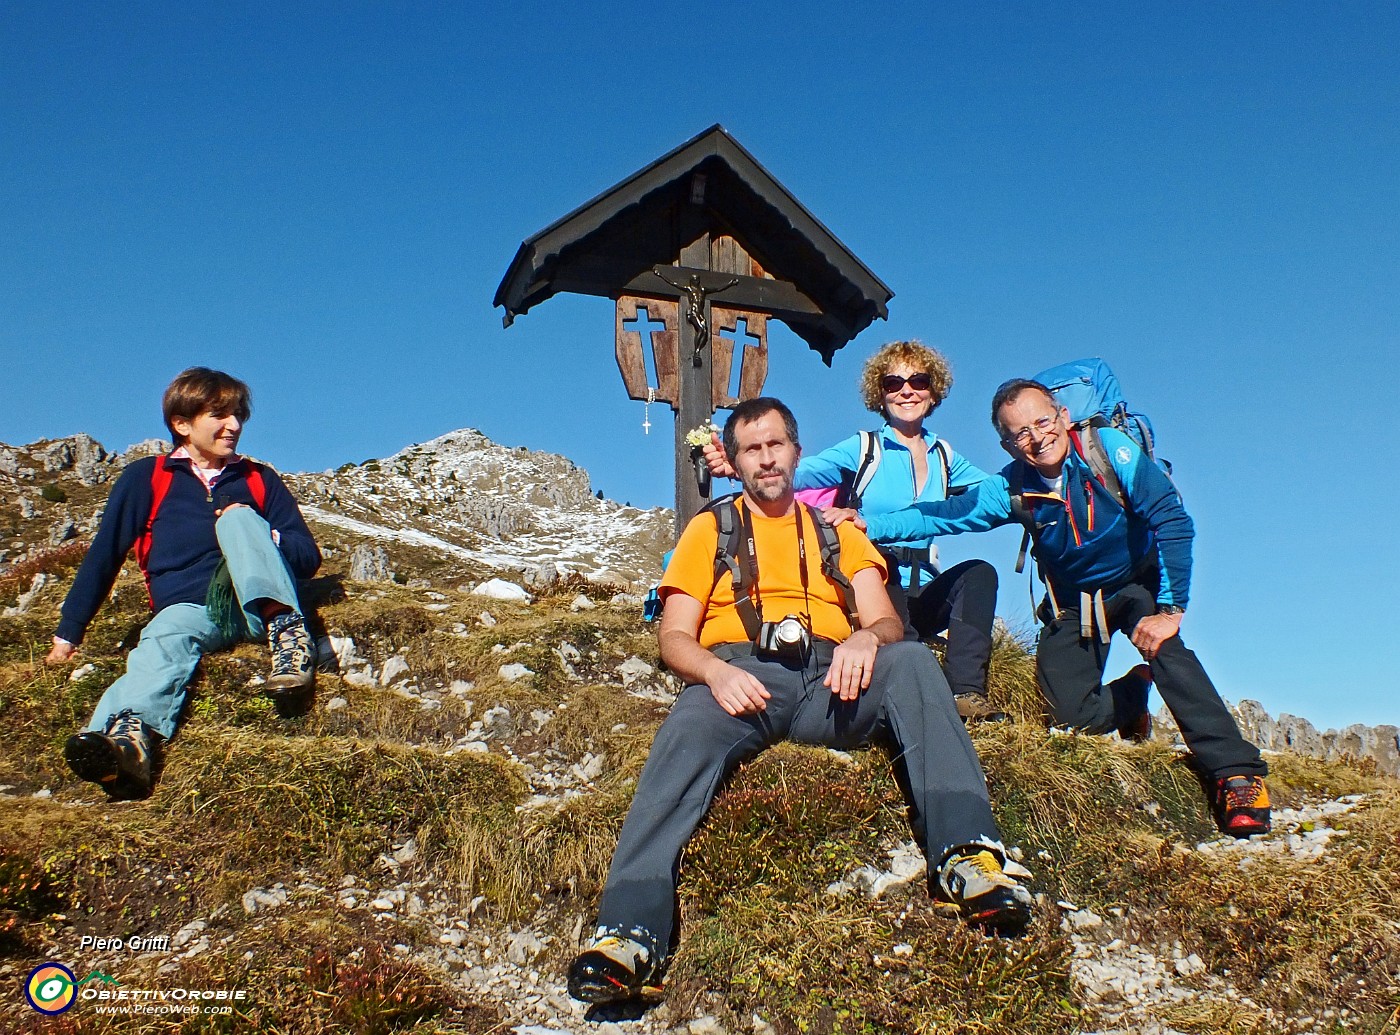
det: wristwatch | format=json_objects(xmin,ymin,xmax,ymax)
[{"xmin": 1157, "ymin": 605, "xmax": 1185, "ymax": 615}]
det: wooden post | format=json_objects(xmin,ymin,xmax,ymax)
[{"xmin": 672, "ymin": 230, "xmax": 713, "ymax": 533}]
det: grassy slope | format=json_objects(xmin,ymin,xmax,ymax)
[{"xmin": 1, "ymin": 548, "xmax": 1397, "ymax": 1035}]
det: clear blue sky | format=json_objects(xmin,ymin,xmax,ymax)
[{"xmin": 3, "ymin": 2, "xmax": 1396, "ymax": 730}]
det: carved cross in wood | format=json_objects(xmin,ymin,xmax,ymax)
[{"xmin": 615, "ymin": 296, "xmax": 768, "ymax": 411}]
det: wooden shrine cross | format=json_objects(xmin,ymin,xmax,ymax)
[
  {"xmin": 614, "ymin": 263, "xmax": 772, "ymax": 525},
  {"xmin": 494, "ymin": 125, "xmax": 893, "ymax": 533}
]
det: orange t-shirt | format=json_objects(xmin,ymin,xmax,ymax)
[{"xmin": 659, "ymin": 500, "xmax": 887, "ymax": 648}]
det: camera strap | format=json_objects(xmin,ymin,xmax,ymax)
[{"xmin": 734, "ymin": 502, "xmax": 813, "ymax": 639}]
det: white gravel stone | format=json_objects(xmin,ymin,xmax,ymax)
[
  {"xmin": 1065, "ymin": 909, "xmax": 1105, "ymax": 931},
  {"xmin": 500, "ymin": 662, "xmax": 534, "ymax": 682},
  {"xmin": 827, "ymin": 840, "xmax": 927, "ymax": 898},
  {"xmin": 172, "ymin": 920, "xmax": 207, "ymax": 948},
  {"xmin": 505, "ymin": 930, "xmax": 546, "ymax": 964},
  {"xmin": 471, "ymin": 578, "xmax": 531, "ymax": 602},
  {"xmin": 380, "ymin": 655, "xmax": 411, "ymax": 685},
  {"xmin": 616, "ymin": 656, "xmax": 655, "ymax": 685},
  {"xmin": 241, "ymin": 887, "xmax": 289, "ymax": 914},
  {"xmin": 343, "ymin": 667, "xmax": 378, "ymax": 687}
]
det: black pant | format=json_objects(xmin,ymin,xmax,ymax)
[
  {"xmin": 885, "ymin": 558, "xmax": 998, "ymax": 698},
  {"xmin": 1034, "ymin": 579, "xmax": 1265, "ymax": 779}
]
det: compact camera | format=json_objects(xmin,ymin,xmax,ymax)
[{"xmin": 755, "ymin": 613, "xmax": 812, "ymax": 660}]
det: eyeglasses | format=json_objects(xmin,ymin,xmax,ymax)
[
  {"xmin": 881, "ymin": 372, "xmax": 932, "ymax": 394},
  {"xmin": 1003, "ymin": 413, "xmax": 1061, "ymax": 447}
]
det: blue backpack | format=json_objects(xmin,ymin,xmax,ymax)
[
  {"xmin": 642, "ymin": 550, "xmax": 673, "ymax": 622},
  {"xmin": 1034, "ymin": 358, "xmax": 1170, "ymax": 495}
]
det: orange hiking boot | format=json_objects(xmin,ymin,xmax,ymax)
[{"xmin": 1214, "ymin": 775, "xmax": 1271, "ymax": 837}]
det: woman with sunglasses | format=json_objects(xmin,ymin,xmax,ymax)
[{"xmin": 704, "ymin": 340, "xmax": 1003, "ymax": 720}]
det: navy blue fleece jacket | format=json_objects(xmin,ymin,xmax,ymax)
[{"xmin": 56, "ymin": 454, "xmax": 321, "ymax": 644}]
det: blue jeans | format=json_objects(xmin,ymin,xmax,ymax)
[{"xmin": 84, "ymin": 509, "xmax": 301, "ymax": 740}]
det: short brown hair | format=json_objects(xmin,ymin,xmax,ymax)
[
  {"xmin": 722, "ymin": 397, "xmax": 800, "ymax": 461},
  {"xmin": 162, "ymin": 368, "xmax": 252, "ymax": 444},
  {"xmin": 990, "ymin": 378, "xmax": 1057, "ymax": 438},
  {"xmin": 858, "ymin": 340, "xmax": 954, "ymax": 414}
]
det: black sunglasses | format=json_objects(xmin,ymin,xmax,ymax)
[{"xmin": 882, "ymin": 372, "xmax": 932, "ymax": 393}]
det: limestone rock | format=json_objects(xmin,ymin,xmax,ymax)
[{"xmin": 348, "ymin": 544, "xmax": 394, "ymax": 582}]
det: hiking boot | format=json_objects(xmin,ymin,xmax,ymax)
[
  {"xmin": 567, "ymin": 936, "xmax": 661, "ymax": 1004},
  {"xmin": 1110, "ymin": 664, "xmax": 1153, "ymax": 743},
  {"xmin": 1214, "ymin": 775, "xmax": 1272, "ymax": 837},
  {"xmin": 954, "ymin": 692, "xmax": 1008, "ymax": 723},
  {"xmin": 266, "ymin": 611, "xmax": 315, "ymax": 695},
  {"xmin": 936, "ymin": 847, "xmax": 1034, "ymax": 934},
  {"xmin": 64, "ymin": 709, "xmax": 156, "ymax": 800}
]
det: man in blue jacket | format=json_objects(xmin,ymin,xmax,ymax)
[
  {"xmin": 45, "ymin": 367, "xmax": 322, "ymax": 799},
  {"xmin": 848, "ymin": 378, "xmax": 1270, "ymax": 837}
]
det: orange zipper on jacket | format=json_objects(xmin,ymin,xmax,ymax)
[{"xmin": 1022, "ymin": 489, "xmax": 1084, "ymax": 547}]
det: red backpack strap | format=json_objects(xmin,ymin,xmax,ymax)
[
  {"xmin": 133, "ymin": 455, "xmax": 176, "ymax": 606},
  {"xmin": 135, "ymin": 456, "xmax": 175, "ymax": 570},
  {"xmin": 246, "ymin": 462, "xmax": 267, "ymax": 511},
  {"xmin": 1068, "ymin": 426, "xmax": 1128, "ymax": 511}
]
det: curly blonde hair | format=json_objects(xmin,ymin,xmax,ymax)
[{"xmin": 858, "ymin": 340, "xmax": 953, "ymax": 415}]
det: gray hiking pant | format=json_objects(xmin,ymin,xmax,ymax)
[
  {"xmin": 593, "ymin": 639, "xmax": 1002, "ymax": 964},
  {"xmin": 1035, "ymin": 580, "xmax": 1266, "ymax": 779}
]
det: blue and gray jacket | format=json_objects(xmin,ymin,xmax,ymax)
[
  {"xmin": 56, "ymin": 454, "xmax": 321, "ymax": 645},
  {"xmin": 864, "ymin": 427, "xmax": 1193, "ymax": 612}
]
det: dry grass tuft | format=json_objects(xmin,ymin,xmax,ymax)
[
  {"xmin": 984, "ymin": 622, "xmax": 1047, "ymax": 723},
  {"xmin": 674, "ymin": 891, "xmax": 1075, "ymax": 1033},
  {"xmin": 685, "ymin": 744, "xmax": 899, "ymax": 909},
  {"xmin": 0, "ymin": 539, "xmax": 89, "ymax": 604}
]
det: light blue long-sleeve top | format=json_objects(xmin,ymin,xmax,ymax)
[{"xmin": 795, "ymin": 424, "xmax": 990, "ymax": 586}]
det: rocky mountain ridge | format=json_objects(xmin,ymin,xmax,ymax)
[{"xmin": 0, "ymin": 429, "xmax": 674, "ymax": 589}]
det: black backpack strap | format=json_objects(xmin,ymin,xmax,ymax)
[
  {"xmin": 706, "ymin": 493, "xmax": 762, "ymax": 641},
  {"xmin": 931, "ymin": 438, "xmax": 966, "ymax": 498},
  {"xmin": 1006, "ymin": 463, "xmax": 1036, "ymax": 575},
  {"xmin": 803, "ymin": 503, "xmax": 860, "ymax": 633},
  {"xmin": 847, "ymin": 430, "xmax": 882, "ymax": 508}
]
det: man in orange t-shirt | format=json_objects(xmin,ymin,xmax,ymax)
[{"xmin": 568, "ymin": 398, "xmax": 1035, "ymax": 1006}]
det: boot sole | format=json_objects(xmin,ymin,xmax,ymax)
[
  {"xmin": 64, "ymin": 735, "xmax": 152, "ymax": 800},
  {"xmin": 65, "ymin": 734, "xmax": 120, "ymax": 784},
  {"xmin": 1220, "ymin": 810, "xmax": 1271, "ymax": 837},
  {"xmin": 567, "ymin": 974, "xmax": 664, "ymax": 1005},
  {"xmin": 567, "ymin": 952, "xmax": 662, "ymax": 1004},
  {"xmin": 266, "ymin": 671, "xmax": 315, "ymax": 691},
  {"xmin": 265, "ymin": 682, "xmax": 315, "ymax": 719},
  {"xmin": 965, "ymin": 900, "xmax": 1033, "ymax": 935}
]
